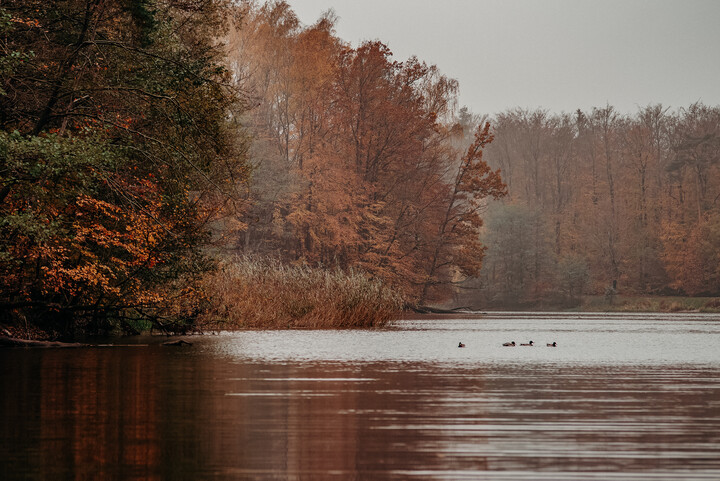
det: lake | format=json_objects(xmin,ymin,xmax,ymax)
[{"xmin": 1, "ymin": 312, "xmax": 719, "ymax": 480}]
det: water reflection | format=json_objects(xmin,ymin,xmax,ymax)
[
  {"xmin": 1, "ymin": 313, "xmax": 720, "ymax": 480},
  {"xmin": 0, "ymin": 349, "xmax": 162, "ymax": 480}
]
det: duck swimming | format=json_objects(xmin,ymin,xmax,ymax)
[
  {"xmin": 547, "ymin": 342, "xmax": 557, "ymax": 347},
  {"xmin": 458, "ymin": 342, "xmax": 465, "ymax": 348},
  {"xmin": 520, "ymin": 341, "xmax": 534, "ymax": 346},
  {"xmin": 502, "ymin": 341, "xmax": 515, "ymax": 347}
]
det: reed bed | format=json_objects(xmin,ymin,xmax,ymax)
[{"xmin": 198, "ymin": 257, "xmax": 404, "ymax": 329}]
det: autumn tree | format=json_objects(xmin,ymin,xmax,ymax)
[
  {"xmin": 0, "ymin": 0, "xmax": 249, "ymax": 334},
  {"xmin": 667, "ymin": 103, "xmax": 720, "ymax": 222},
  {"xmin": 661, "ymin": 211, "xmax": 720, "ymax": 295},
  {"xmin": 556, "ymin": 255, "xmax": 590, "ymax": 303},
  {"xmin": 621, "ymin": 105, "xmax": 669, "ymax": 291},
  {"xmin": 480, "ymin": 203, "xmax": 554, "ymax": 306},
  {"xmin": 419, "ymin": 123, "xmax": 507, "ymax": 301},
  {"xmin": 225, "ymin": 2, "xmax": 340, "ymax": 254}
]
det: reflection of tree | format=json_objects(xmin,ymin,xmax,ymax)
[
  {"xmin": 3, "ymin": 341, "xmax": 718, "ymax": 478},
  {"xmin": 34, "ymin": 350, "xmax": 161, "ymax": 479},
  {"xmin": 351, "ymin": 364, "xmax": 490, "ymax": 474},
  {"xmin": 181, "ymin": 361, "xmax": 489, "ymax": 477},
  {"xmin": 1, "ymin": 353, "xmax": 493, "ymax": 478}
]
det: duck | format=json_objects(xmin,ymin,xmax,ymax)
[
  {"xmin": 458, "ymin": 342, "xmax": 465, "ymax": 348},
  {"xmin": 502, "ymin": 341, "xmax": 515, "ymax": 347},
  {"xmin": 547, "ymin": 342, "xmax": 557, "ymax": 347},
  {"xmin": 520, "ymin": 341, "xmax": 534, "ymax": 346}
]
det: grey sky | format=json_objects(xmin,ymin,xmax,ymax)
[{"xmin": 284, "ymin": 0, "xmax": 720, "ymax": 115}]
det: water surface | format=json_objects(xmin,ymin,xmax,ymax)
[{"xmin": 1, "ymin": 312, "xmax": 719, "ymax": 480}]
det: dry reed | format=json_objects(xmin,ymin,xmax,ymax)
[{"xmin": 198, "ymin": 257, "xmax": 404, "ymax": 329}]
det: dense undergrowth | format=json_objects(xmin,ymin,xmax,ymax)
[{"xmin": 197, "ymin": 257, "xmax": 404, "ymax": 329}]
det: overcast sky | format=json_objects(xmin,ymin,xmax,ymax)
[{"xmin": 284, "ymin": 0, "xmax": 720, "ymax": 116}]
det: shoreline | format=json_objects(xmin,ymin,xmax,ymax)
[{"xmin": 3, "ymin": 296, "xmax": 718, "ymax": 343}]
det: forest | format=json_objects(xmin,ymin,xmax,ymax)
[
  {"xmin": 475, "ymin": 104, "xmax": 720, "ymax": 307},
  {"xmin": 226, "ymin": 2, "xmax": 720, "ymax": 308},
  {"xmin": 1, "ymin": 0, "xmax": 719, "ymax": 338}
]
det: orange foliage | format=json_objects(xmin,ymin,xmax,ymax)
[
  {"xmin": 661, "ymin": 213, "xmax": 720, "ymax": 295},
  {"xmin": 21, "ymin": 185, "xmax": 167, "ymax": 304},
  {"xmin": 229, "ymin": 4, "xmax": 506, "ymax": 301}
]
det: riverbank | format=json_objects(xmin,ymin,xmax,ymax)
[
  {"xmin": 571, "ymin": 295, "xmax": 720, "ymax": 313},
  {"xmin": 434, "ymin": 295, "xmax": 720, "ymax": 314},
  {"xmin": 5, "ymin": 290, "xmax": 717, "ymax": 343}
]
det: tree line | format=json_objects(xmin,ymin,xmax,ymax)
[{"xmin": 476, "ymin": 103, "xmax": 720, "ymax": 306}]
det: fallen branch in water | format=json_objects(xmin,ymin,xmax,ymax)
[
  {"xmin": 411, "ymin": 305, "xmax": 474, "ymax": 314},
  {"xmin": 162, "ymin": 339, "xmax": 193, "ymax": 346},
  {"xmin": 0, "ymin": 336, "xmax": 150, "ymax": 348},
  {"xmin": 0, "ymin": 336, "xmax": 89, "ymax": 348}
]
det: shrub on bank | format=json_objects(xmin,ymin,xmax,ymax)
[{"xmin": 198, "ymin": 257, "xmax": 404, "ymax": 329}]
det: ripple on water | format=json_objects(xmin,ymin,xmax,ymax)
[{"xmin": 0, "ymin": 312, "xmax": 719, "ymax": 480}]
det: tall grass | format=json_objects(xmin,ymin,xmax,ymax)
[{"xmin": 198, "ymin": 257, "xmax": 404, "ymax": 329}]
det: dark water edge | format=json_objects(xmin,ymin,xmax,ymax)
[{"xmin": 1, "ymin": 313, "xmax": 719, "ymax": 480}]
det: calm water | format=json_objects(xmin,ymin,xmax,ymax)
[{"xmin": 1, "ymin": 312, "xmax": 719, "ymax": 480}]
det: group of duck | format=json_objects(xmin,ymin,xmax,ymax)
[
  {"xmin": 501, "ymin": 341, "xmax": 556, "ymax": 347},
  {"xmin": 457, "ymin": 341, "xmax": 557, "ymax": 348}
]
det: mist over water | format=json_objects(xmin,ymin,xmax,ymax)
[{"xmin": 2, "ymin": 313, "xmax": 719, "ymax": 480}]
